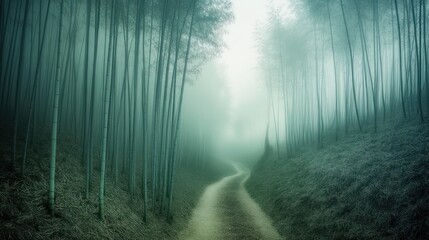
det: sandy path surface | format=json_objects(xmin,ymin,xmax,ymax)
[{"xmin": 179, "ymin": 163, "xmax": 282, "ymax": 240}]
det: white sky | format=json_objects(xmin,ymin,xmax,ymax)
[
  {"xmin": 219, "ymin": 0, "xmax": 291, "ymax": 111},
  {"xmin": 207, "ymin": 0, "xmax": 291, "ymax": 161},
  {"xmin": 220, "ymin": 0, "xmax": 270, "ymax": 110}
]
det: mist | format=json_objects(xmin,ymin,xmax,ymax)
[{"xmin": 0, "ymin": 0, "xmax": 428, "ymax": 239}]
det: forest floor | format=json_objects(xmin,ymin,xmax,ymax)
[
  {"xmin": 246, "ymin": 118, "xmax": 429, "ymax": 239},
  {"xmin": 0, "ymin": 123, "xmax": 231, "ymax": 240},
  {"xmin": 179, "ymin": 163, "xmax": 281, "ymax": 240}
]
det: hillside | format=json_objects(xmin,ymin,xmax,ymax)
[
  {"xmin": 0, "ymin": 124, "xmax": 229, "ymax": 240},
  {"xmin": 246, "ymin": 119, "xmax": 429, "ymax": 239}
]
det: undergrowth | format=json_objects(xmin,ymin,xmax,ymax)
[
  {"xmin": 247, "ymin": 119, "xmax": 429, "ymax": 240},
  {"xmin": 0, "ymin": 122, "xmax": 228, "ymax": 240}
]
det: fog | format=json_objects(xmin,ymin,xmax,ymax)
[
  {"xmin": 1, "ymin": 0, "xmax": 428, "ymax": 238},
  {"xmin": 183, "ymin": 0, "xmax": 289, "ymax": 164}
]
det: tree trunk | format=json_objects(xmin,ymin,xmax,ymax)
[
  {"xmin": 49, "ymin": 0, "xmax": 64, "ymax": 216},
  {"xmin": 340, "ymin": 0, "xmax": 362, "ymax": 132}
]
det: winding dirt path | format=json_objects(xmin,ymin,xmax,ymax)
[{"xmin": 179, "ymin": 164, "xmax": 281, "ymax": 240}]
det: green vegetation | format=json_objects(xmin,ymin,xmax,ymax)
[
  {"xmin": 0, "ymin": 0, "xmax": 232, "ymax": 226},
  {"xmin": 247, "ymin": 119, "xmax": 429, "ymax": 239},
  {"xmin": 0, "ymin": 125, "xmax": 230, "ymax": 239}
]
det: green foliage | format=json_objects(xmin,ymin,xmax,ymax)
[{"xmin": 247, "ymin": 120, "xmax": 429, "ymax": 239}]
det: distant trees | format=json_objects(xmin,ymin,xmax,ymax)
[
  {"xmin": 12, "ymin": 0, "xmax": 30, "ymax": 170},
  {"xmin": 260, "ymin": 0, "xmax": 428, "ymax": 157},
  {"xmin": 0, "ymin": 0, "xmax": 231, "ymax": 221}
]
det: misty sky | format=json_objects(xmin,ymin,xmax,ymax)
[{"xmin": 187, "ymin": 0, "xmax": 293, "ymax": 161}]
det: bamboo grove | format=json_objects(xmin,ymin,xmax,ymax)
[
  {"xmin": 260, "ymin": 0, "xmax": 428, "ymax": 156},
  {"xmin": 0, "ymin": 0, "xmax": 232, "ymax": 221}
]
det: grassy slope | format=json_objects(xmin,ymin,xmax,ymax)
[
  {"xmin": 0, "ymin": 125, "xmax": 229, "ymax": 239},
  {"xmin": 246, "ymin": 120, "xmax": 429, "ymax": 240}
]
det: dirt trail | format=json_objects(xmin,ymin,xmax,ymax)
[{"xmin": 179, "ymin": 163, "xmax": 281, "ymax": 240}]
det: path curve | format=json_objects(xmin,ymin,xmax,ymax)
[{"xmin": 179, "ymin": 163, "xmax": 282, "ymax": 240}]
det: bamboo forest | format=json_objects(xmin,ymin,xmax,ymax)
[{"xmin": 0, "ymin": 0, "xmax": 428, "ymax": 239}]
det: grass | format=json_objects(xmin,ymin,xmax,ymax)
[
  {"xmin": 246, "ymin": 119, "xmax": 429, "ymax": 240},
  {"xmin": 0, "ymin": 122, "xmax": 229, "ymax": 240}
]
